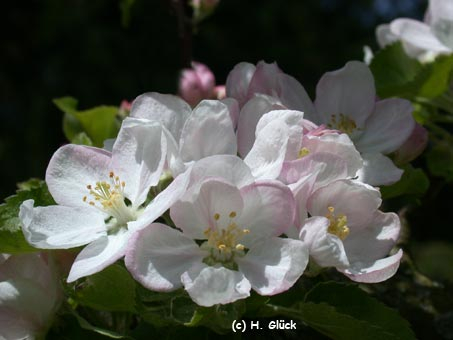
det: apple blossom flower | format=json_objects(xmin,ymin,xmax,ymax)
[
  {"xmin": 298, "ymin": 179, "xmax": 402, "ymax": 283},
  {"xmin": 130, "ymin": 93, "xmax": 238, "ymax": 175},
  {"xmin": 19, "ymin": 117, "xmax": 190, "ymax": 282},
  {"xmin": 179, "ymin": 62, "xmax": 216, "ymax": 107},
  {"xmin": 0, "ymin": 253, "xmax": 62, "ymax": 339},
  {"xmin": 376, "ymin": 0, "xmax": 453, "ymax": 62},
  {"xmin": 125, "ymin": 175, "xmax": 308, "ymax": 307}
]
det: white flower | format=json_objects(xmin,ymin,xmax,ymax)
[{"xmin": 19, "ymin": 118, "xmax": 190, "ymax": 282}]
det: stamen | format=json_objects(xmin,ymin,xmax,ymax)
[
  {"xmin": 298, "ymin": 147, "xmax": 310, "ymax": 158},
  {"xmin": 229, "ymin": 211, "xmax": 237, "ymax": 218},
  {"xmin": 326, "ymin": 206, "xmax": 350, "ymax": 240}
]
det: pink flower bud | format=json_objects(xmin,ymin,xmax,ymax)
[
  {"xmin": 179, "ymin": 62, "xmax": 216, "ymax": 107},
  {"xmin": 394, "ymin": 123, "xmax": 428, "ymax": 164}
]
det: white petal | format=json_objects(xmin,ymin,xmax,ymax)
[
  {"xmin": 220, "ymin": 97, "xmax": 240, "ymax": 129},
  {"xmin": 179, "ymin": 100, "xmax": 237, "ymax": 161},
  {"xmin": 237, "ymin": 237, "xmax": 308, "ymax": 295},
  {"xmin": 430, "ymin": 0, "xmax": 453, "ymax": 49},
  {"xmin": 111, "ymin": 118, "xmax": 167, "ymax": 207},
  {"xmin": 0, "ymin": 306, "xmax": 39, "ymax": 340},
  {"xmin": 181, "ymin": 265, "xmax": 251, "ymax": 307},
  {"xmin": 130, "ymin": 92, "xmax": 191, "ymax": 141},
  {"xmin": 390, "ymin": 18, "xmax": 450, "ymax": 52},
  {"xmin": 299, "ymin": 217, "xmax": 349, "ymax": 268},
  {"xmin": 225, "ymin": 62, "xmax": 256, "ymax": 107},
  {"xmin": 277, "ymin": 73, "xmax": 317, "ymax": 119},
  {"xmin": 19, "ymin": 200, "xmax": 106, "ymax": 249},
  {"xmin": 125, "ymin": 223, "xmax": 205, "ymax": 291},
  {"xmin": 340, "ymin": 249, "xmax": 403, "ymax": 283},
  {"xmin": 356, "ymin": 98, "xmax": 415, "ymax": 154},
  {"xmin": 356, "ymin": 153, "xmax": 403, "ymax": 186},
  {"xmin": 45, "ymin": 144, "xmax": 112, "ymax": 209},
  {"xmin": 314, "ymin": 61, "xmax": 375, "ymax": 128},
  {"xmin": 67, "ymin": 230, "xmax": 130, "ymax": 282},
  {"xmin": 376, "ymin": 24, "xmax": 398, "ymax": 47}
]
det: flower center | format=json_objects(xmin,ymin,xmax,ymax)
[
  {"xmin": 328, "ymin": 114, "xmax": 357, "ymax": 135},
  {"xmin": 326, "ymin": 206, "xmax": 349, "ymax": 240},
  {"xmin": 83, "ymin": 171, "xmax": 135, "ymax": 226},
  {"xmin": 202, "ymin": 211, "xmax": 250, "ymax": 265},
  {"xmin": 298, "ymin": 147, "xmax": 310, "ymax": 158}
]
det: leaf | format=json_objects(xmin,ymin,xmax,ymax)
[
  {"xmin": 370, "ymin": 42, "xmax": 422, "ymax": 98},
  {"xmin": 54, "ymin": 97, "xmax": 119, "ymax": 147},
  {"xmin": 426, "ymin": 141, "xmax": 453, "ymax": 182},
  {"xmin": 74, "ymin": 264, "xmax": 137, "ymax": 313},
  {"xmin": 72, "ymin": 132, "xmax": 94, "ymax": 146},
  {"xmin": 380, "ymin": 164, "xmax": 430, "ymax": 200},
  {"xmin": 414, "ymin": 54, "xmax": 453, "ymax": 99},
  {"xmin": 119, "ymin": 0, "xmax": 135, "ymax": 28},
  {"xmin": 298, "ymin": 282, "xmax": 415, "ymax": 340},
  {"xmin": 0, "ymin": 179, "xmax": 55, "ymax": 254}
]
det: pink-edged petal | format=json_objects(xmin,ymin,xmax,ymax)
[
  {"xmin": 67, "ymin": 230, "xmax": 130, "ymax": 282},
  {"xmin": 390, "ymin": 18, "xmax": 450, "ymax": 52},
  {"xmin": 237, "ymin": 94, "xmax": 285, "ymax": 157},
  {"xmin": 19, "ymin": 200, "xmax": 106, "ymax": 249},
  {"xmin": 128, "ymin": 168, "xmax": 192, "ymax": 233},
  {"xmin": 179, "ymin": 100, "xmax": 237, "ymax": 162},
  {"xmin": 343, "ymin": 211, "xmax": 400, "ymax": 263},
  {"xmin": 181, "ymin": 264, "xmax": 251, "ymax": 307},
  {"xmin": 356, "ymin": 153, "xmax": 403, "ymax": 186},
  {"xmin": 289, "ymin": 174, "xmax": 316, "ymax": 232},
  {"xmin": 394, "ymin": 123, "xmax": 428, "ymax": 164},
  {"xmin": 314, "ymin": 61, "xmax": 375, "ymax": 128},
  {"xmin": 237, "ymin": 237, "xmax": 308, "ymax": 295},
  {"xmin": 125, "ymin": 223, "xmax": 205, "ymax": 291},
  {"xmin": 225, "ymin": 62, "xmax": 256, "ymax": 106},
  {"xmin": 299, "ymin": 217, "xmax": 349, "ymax": 268},
  {"xmin": 130, "ymin": 92, "xmax": 191, "ymax": 141},
  {"xmin": 188, "ymin": 155, "xmax": 255, "ymax": 190},
  {"xmin": 308, "ymin": 179, "xmax": 381, "ymax": 230},
  {"xmin": 45, "ymin": 144, "xmax": 112, "ymax": 209},
  {"xmin": 111, "ymin": 118, "xmax": 166, "ymax": 207},
  {"xmin": 171, "ymin": 179, "xmax": 244, "ymax": 239},
  {"xmin": 340, "ymin": 249, "xmax": 403, "ymax": 283},
  {"xmin": 221, "ymin": 97, "xmax": 240, "ymax": 129},
  {"xmin": 356, "ymin": 98, "xmax": 415, "ymax": 154},
  {"xmin": 239, "ymin": 180, "xmax": 295, "ymax": 244},
  {"xmin": 277, "ymin": 73, "xmax": 317, "ymax": 119},
  {"xmin": 244, "ymin": 119, "xmax": 290, "ymax": 180},
  {"xmin": 247, "ymin": 61, "xmax": 282, "ymax": 97}
]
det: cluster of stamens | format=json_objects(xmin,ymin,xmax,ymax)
[
  {"xmin": 326, "ymin": 206, "xmax": 350, "ymax": 240},
  {"xmin": 83, "ymin": 171, "xmax": 134, "ymax": 225},
  {"xmin": 328, "ymin": 113, "xmax": 357, "ymax": 134},
  {"xmin": 203, "ymin": 211, "xmax": 250, "ymax": 263}
]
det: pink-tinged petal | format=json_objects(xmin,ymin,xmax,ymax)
[
  {"xmin": 289, "ymin": 174, "xmax": 316, "ymax": 232},
  {"xmin": 111, "ymin": 118, "xmax": 166, "ymax": 207},
  {"xmin": 237, "ymin": 237, "xmax": 308, "ymax": 295},
  {"xmin": 247, "ymin": 61, "xmax": 282, "ymax": 97},
  {"xmin": 255, "ymin": 110, "xmax": 304, "ymax": 161},
  {"xmin": 239, "ymin": 180, "xmax": 295, "ymax": 244},
  {"xmin": 280, "ymin": 152, "xmax": 348, "ymax": 188},
  {"xmin": 171, "ymin": 179, "xmax": 244, "ymax": 239},
  {"xmin": 0, "ymin": 306, "xmax": 41, "ymax": 340},
  {"xmin": 179, "ymin": 100, "xmax": 237, "ymax": 162},
  {"xmin": 237, "ymin": 94, "xmax": 285, "ymax": 157},
  {"xmin": 128, "ymin": 168, "xmax": 192, "ymax": 233},
  {"xmin": 356, "ymin": 153, "xmax": 403, "ymax": 186},
  {"xmin": 125, "ymin": 223, "xmax": 205, "ymax": 292},
  {"xmin": 188, "ymin": 155, "xmax": 255, "ymax": 190},
  {"xmin": 356, "ymin": 98, "xmax": 415, "ymax": 154},
  {"xmin": 277, "ymin": 73, "xmax": 317, "ymax": 119},
  {"xmin": 181, "ymin": 265, "xmax": 251, "ymax": 307},
  {"xmin": 314, "ymin": 61, "xmax": 375, "ymax": 128},
  {"xmin": 130, "ymin": 92, "xmax": 191, "ymax": 141},
  {"xmin": 244, "ymin": 119, "xmax": 290, "ymax": 180},
  {"xmin": 340, "ymin": 249, "xmax": 403, "ymax": 283},
  {"xmin": 308, "ymin": 179, "xmax": 381, "ymax": 230},
  {"xmin": 394, "ymin": 123, "xmax": 428, "ymax": 164},
  {"xmin": 343, "ymin": 211, "xmax": 400, "ymax": 263},
  {"xmin": 390, "ymin": 18, "xmax": 450, "ymax": 52},
  {"xmin": 299, "ymin": 217, "xmax": 349, "ymax": 268},
  {"xmin": 19, "ymin": 200, "xmax": 106, "ymax": 249},
  {"xmin": 220, "ymin": 97, "xmax": 240, "ymax": 129},
  {"xmin": 302, "ymin": 133, "xmax": 363, "ymax": 178},
  {"xmin": 225, "ymin": 62, "xmax": 256, "ymax": 107},
  {"xmin": 67, "ymin": 230, "xmax": 130, "ymax": 282},
  {"xmin": 45, "ymin": 144, "xmax": 112, "ymax": 209}
]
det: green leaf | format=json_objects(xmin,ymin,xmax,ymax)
[
  {"xmin": 426, "ymin": 140, "xmax": 453, "ymax": 182},
  {"xmin": 72, "ymin": 132, "xmax": 94, "ymax": 146},
  {"xmin": 54, "ymin": 97, "xmax": 119, "ymax": 147},
  {"xmin": 119, "ymin": 0, "xmax": 135, "ymax": 28},
  {"xmin": 414, "ymin": 54, "xmax": 453, "ymax": 99},
  {"xmin": 0, "ymin": 179, "xmax": 55, "ymax": 254},
  {"xmin": 74, "ymin": 264, "xmax": 137, "ymax": 313},
  {"xmin": 370, "ymin": 42, "xmax": 422, "ymax": 98},
  {"xmin": 298, "ymin": 282, "xmax": 415, "ymax": 340},
  {"xmin": 380, "ymin": 164, "xmax": 430, "ymax": 199}
]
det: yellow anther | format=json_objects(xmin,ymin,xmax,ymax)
[
  {"xmin": 87, "ymin": 185, "xmax": 92, "ymax": 190},
  {"xmin": 83, "ymin": 196, "xmax": 87, "ymax": 202},
  {"xmin": 243, "ymin": 229, "xmax": 250, "ymax": 234},
  {"xmin": 229, "ymin": 211, "xmax": 237, "ymax": 218},
  {"xmin": 214, "ymin": 213, "xmax": 220, "ymax": 221},
  {"xmin": 236, "ymin": 244, "xmax": 245, "ymax": 251},
  {"xmin": 109, "ymin": 171, "xmax": 114, "ymax": 178},
  {"xmin": 89, "ymin": 201, "xmax": 95, "ymax": 206},
  {"xmin": 218, "ymin": 244, "xmax": 226, "ymax": 250},
  {"xmin": 326, "ymin": 206, "xmax": 349, "ymax": 240},
  {"xmin": 298, "ymin": 147, "xmax": 310, "ymax": 158}
]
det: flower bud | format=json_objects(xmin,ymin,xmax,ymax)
[
  {"xmin": 394, "ymin": 123, "xmax": 428, "ymax": 164},
  {"xmin": 179, "ymin": 62, "xmax": 216, "ymax": 107}
]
